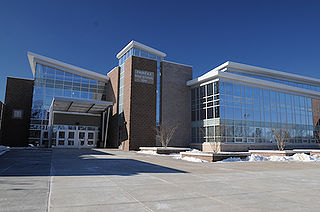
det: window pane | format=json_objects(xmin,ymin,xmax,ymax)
[
  {"xmin": 215, "ymin": 106, "xmax": 220, "ymax": 118},
  {"xmin": 214, "ymin": 81, "xmax": 219, "ymax": 94},
  {"xmin": 207, "ymin": 107, "xmax": 214, "ymax": 119},
  {"xmin": 207, "ymin": 83, "xmax": 213, "ymax": 96}
]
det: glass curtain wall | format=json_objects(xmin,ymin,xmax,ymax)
[
  {"xmin": 191, "ymin": 79, "xmax": 317, "ymax": 145},
  {"xmin": 191, "ymin": 81, "xmax": 220, "ymax": 143},
  {"xmin": 28, "ymin": 63, "xmax": 107, "ymax": 146}
]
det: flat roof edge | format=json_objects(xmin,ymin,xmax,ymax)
[
  {"xmin": 220, "ymin": 71, "xmax": 320, "ymax": 97},
  {"xmin": 226, "ymin": 61, "xmax": 320, "ymax": 85},
  {"xmin": 188, "ymin": 70, "xmax": 320, "ymax": 97},
  {"xmin": 116, "ymin": 40, "xmax": 166, "ymax": 59},
  {"xmin": 187, "ymin": 61, "xmax": 229, "ymax": 86},
  {"xmin": 189, "ymin": 61, "xmax": 320, "ymax": 86}
]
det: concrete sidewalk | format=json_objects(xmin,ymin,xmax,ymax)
[{"xmin": 0, "ymin": 149, "xmax": 320, "ymax": 211}]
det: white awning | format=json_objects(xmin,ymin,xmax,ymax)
[{"xmin": 50, "ymin": 97, "xmax": 113, "ymax": 114}]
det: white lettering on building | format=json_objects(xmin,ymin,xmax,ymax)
[{"xmin": 134, "ymin": 69, "xmax": 154, "ymax": 84}]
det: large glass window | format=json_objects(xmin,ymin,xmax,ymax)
[
  {"xmin": 28, "ymin": 63, "xmax": 107, "ymax": 146},
  {"xmin": 191, "ymin": 78, "xmax": 318, "ymax": 145},
  {"xmin": 191, "ymin": 81, "xmax": 219, "ymax": 122}
]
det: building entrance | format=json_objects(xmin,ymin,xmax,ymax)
[{"xmin": 53, "ymin": 126, "xmax": 98, "ymax": 148}]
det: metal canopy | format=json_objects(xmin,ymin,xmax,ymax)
[{"xmin": 50, "ymin": 97, "xmax": 113, "ymax": 114}]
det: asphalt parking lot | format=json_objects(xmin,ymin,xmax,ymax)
[{"xmin": 0, "ymin": 148, "xmax": 320, "ymax": 212}]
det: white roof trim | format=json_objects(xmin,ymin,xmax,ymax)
[
  {"xmin": 27, "ymin": 52, "xmax": 109, "ymax": 82},
  {"xmin": 188, "ymin": 61, "xmax": 320, "ymax": 86},
  {"xmin": 187, "ymin": 62, "xmax": 229, "ymax": 86},
  {"xmin": 116, "ymin": 40, "xmax": 166, "ymax": 59},
  {"xmin": 188, "ymin": 70, "xmax": 320, "ymax": 98},
  {"xmin": 107, "ymin": 66, "xmax": 119, "ymax": 75},
  {"xmin": 220, "ymin": 71, "xmax": 320, "ymax": 97},
  {"xmin": 225, "ymin": 61, "xmax": 320, "ymax": 85}
]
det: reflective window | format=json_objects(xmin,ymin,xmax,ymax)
[
  {"xmin": 191, "ymin": 82, "xmax": 219, "ymax": 122},
  {"xmin": 191, "ymin": 79, "xmax": 319, "ymax": 145},
  {"xmin": 28, "ymin": 63, "xmax": 107, "ymax": 145}
]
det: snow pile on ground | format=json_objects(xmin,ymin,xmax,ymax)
[
  {"xmin": 292, "ymin": 153, "xmax": 314, "ymax": 161},
  {"xmin": 171, "ymin": 153, "xmax": 208, "ymax": 163},
  {"xmin": 221, "ymin": 153, "xmax": 320, "ymax": 162},
  {"xmin": 138, "ymin": 149, "xmax": 320, "ymax": 163},
  {"xmin": 267, "ymin": 156, "xmax": 292, "ymax": 162},
  {"xmin": 0, "ymin": 146, "xmax": 9, "ymax": 156},
  {"xmin": 221, "ymin": 157, "xmax": 243, "ymax": 162},
  {"xmin": 248, "ymin": 154, "xmax": 268, "ymax": 162},
  {"xmin": 188, "ymin": 149, "xmax": 202, "ymax": 153},
  {"xmin": 173, "ymin": 149, "xmax": 209, "ymax": 162}
]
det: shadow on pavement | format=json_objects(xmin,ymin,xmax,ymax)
[{"xmin": 0, "ymin": 149, "xmax": 187, "ymax": 177}]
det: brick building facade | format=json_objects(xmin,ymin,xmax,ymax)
[
  {"xmin": 2, "ymin": 40, "xmax": 320, "ymax": 152},
  {"xmin": 1, "ymin": 41, "xmax": 192, "ymax": 150},
  {"xmin": 1, "ymin": 77, "xmax": 34, "ymax": 147}
]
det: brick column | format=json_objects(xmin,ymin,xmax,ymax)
[{"xmin": 121, "ymin": 56, "xmax": 157, "ymax": 150}]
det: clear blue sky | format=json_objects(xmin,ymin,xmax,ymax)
[{"xmin": 1, "ymin": 0, "xmax": 320, "ymax": 101}]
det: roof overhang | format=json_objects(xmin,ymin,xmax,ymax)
[
  {"xmin": 224, "ymin": 61, "xmax": 320, "ymax": 85},
  {"xmin": 27, "ymin": 52, "xmax": 109, "ymax": 82},
  {"xmin": 188, "ymin": 61, "xmax": 320, "ymax": 87},
  {"xmin": 188, "ymin": 70, "xmax": 320, "ymax": 98},
  {"xmin": 50, "ymin": 97, "xmax": 113, "ymax": 114},
  {"xmin": 116, "ymin": 40, "xmax": 166, "ymax": 59},
  {"xmin": 186, "ymin": 62, "xmax": 228, "ymax": 86}
]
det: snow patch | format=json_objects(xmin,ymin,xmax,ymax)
[
  {"xmin": 180, "ymin": 156, "xmax": 208, "ymax": 163},
  {"xmin": 292, "ymin": 153, "xmax": 312, "ymax": 161},
  {"xmin": 221, "ymin": 153, "xmax": 320, "ymax": 162},
  {"xmin": 248, "ymin": 154, "xmax": 267, "ymax": 162},
  {"xmin": 220, "ymin": 157, "xmax": 243, "ymax": 162},
  {"xmin": 173, "ymin": 154, "xmax": 207, "ymax": 163},
  {"xmin": 189, "ymin": 149, "xmax": 202, "ymax": 153},
  {"xmin": 268, "ymin": 156, "xmax": 292, "ymax": 162},
  {"xmin": 138, "ymin": 149, "xmax": 320, "ymax": 163}
]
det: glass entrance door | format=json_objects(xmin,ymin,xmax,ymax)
[
  {"xmin": 52, "ymin": 126, "xmax": 98, "ymax": 148},
  {"xmin": 78, "ymin": 131, "xmax": 86, "ymax": 147},
  {"xmin": 56, "ymin": 131, "xmax": 66, "ymax": 147},
  {"xmin": 87, "ymin": 131, "xmax": 95, "ymax": 147},
  {"xmin": 67, "ymin": 131, "xmax": 76, "ymax": 147},
  {"xmin": 78, "ymin": 131, "xmax": 96, "ymax": 148}
]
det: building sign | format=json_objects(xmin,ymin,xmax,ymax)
[
  {"xmin": 12, "ymin": 109, "xmax": 23, "ymax": 119},
  {"xmin": 134, "ymin": 70, "xmax": 154, "ymax": 84}
]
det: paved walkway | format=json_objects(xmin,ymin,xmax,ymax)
[{"xmin": 0, "ymin": 149, "xmax": 320, "ymax": 212}]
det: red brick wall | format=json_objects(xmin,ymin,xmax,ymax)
[
  {"xmin": 2, "ymin": 77, "xmax": 34, "ymax": 147},
  {"xmin": 121, "ymin": 56, "xmax": 157, "ymax": 150},
  {"xmin": 107, "ymin": 67, "xmax": 120, "ymax": 147}
]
